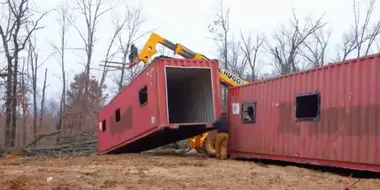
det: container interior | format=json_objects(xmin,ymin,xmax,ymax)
[{"xmin": 165, "ymin": 66, "xmax": 215, "ymax": 124}]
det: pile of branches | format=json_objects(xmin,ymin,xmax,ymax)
[
  {"xmin": 23, "ymin": 140, "xmax": 97, "ymax": 157},
  {"xmin": 0, "ymin": 132, "xmax": 194, "ymax": 158},
  {"xmin": 56, "ymin": 131, "xmax": 97, "ymax": 145},
  {"xmin": 22, "ymin": 131, "xmax": 98, "ymax": 157}
]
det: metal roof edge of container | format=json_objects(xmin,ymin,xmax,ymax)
[
  {"xmin": 230, "ymin": 52, "xmax": 380, "ymax": 90},
  {"xmin": 103, "ymin": 56, "xmax": 219, "ymax": 108}
]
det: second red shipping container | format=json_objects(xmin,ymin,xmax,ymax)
[{"xmin": 227, "ymin": 53, "xmax": 380, "ymax": 172}]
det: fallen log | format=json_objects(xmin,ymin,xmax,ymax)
[
  {"xmin": 24, "ymin": 130, "xmax": 61, "ymax": 149},
  {"xmin": 25, "ymin": 140, "xmax": 97, "ymax": 151}
]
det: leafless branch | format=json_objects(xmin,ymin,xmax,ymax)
[
  {"xmin": 336, "ymin": 0, "xmax": 380, "ymax": 60},
  {"xmin": 208, "ymin": 0, "xmax": 230, "ymax": 69},
  {"xmin": 208, "ymin": 0, "xmax": 232, "ymax": 110},
  {"xmin": 112, "ymin": 4, "xmax": 154, "ymax": 91},
  {"xmin": 69, "ymin": 0, "xmax": 118, "ymax": 104},
  {"xmin": 99, "ymin": 16, "xmax": 128, "ymax": 89},
  {"xmin": 20, "ymin": 10, "xmax": 50, "ymax": 51},
  {"xmin": 24, "ymin": 130, "xmax": 61, "ymax": 149},
  {"xmin": 49, "ymin": 0, "xmax": 72, "ymax": 133},
  {"xmin": 267, "ymin": 8, "xmax": 326, "ymax": 74},
  {"xmin": 240, "ymin": 30, "xmax": 266, "ymax": 80},
  {"xmin": 300, "ymin": 27, "xmax": 331, "ymax": 68},
  {"xmin": 227, "ymin": 38, "xmax": 246, "ymax": 78}
]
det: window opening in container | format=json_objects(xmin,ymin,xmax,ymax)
[
  {"xmin": 295, "ymin": 91, "xmax": 321, "ymax": 121},
  {"xmin": 139, "ymin": 85, "xmax": 148, "ymax": 106},
  {"xmin": 241, "ymin": 102, "xmax": 256, "ymax": 124},
  {"xmin": 101, "ymin": 120, "xmax": 106, "ymax": 132},
  {"xmin": 115, "ymin": 108, "xmax": 121, "ymax": 123}
]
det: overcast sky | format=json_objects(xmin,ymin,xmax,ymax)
[{"xmin": 2, "ymin": 0, "xmax": 378, "ymax": 102}]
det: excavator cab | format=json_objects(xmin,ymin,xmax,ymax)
[{"xmin": 128, "ymin": 44, "xmax": 139, "ymax": 65}]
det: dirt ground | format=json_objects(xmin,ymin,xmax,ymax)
[{"xmin": 1, "ymin": 151, "xmax": 380, "ymax": 190}]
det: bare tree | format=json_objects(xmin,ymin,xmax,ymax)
[
  {"xmin": 353, "ymin": 0, "xmax": 380, "ymax": 57},
  {"xmin": 27, "ymin": 36, "xmax": 51, "ymax": 144},
  {"xmin": 336, "ymin": 0, "xmax": 380, "ymax": 61},
  {"xmin": 114, "ymin": 5, "xmax": 154, "ymax": 90},
  {"xmin": 69, "ymin": 0, "xmax": 115, "ymax": 99},
  {"xmin": 44, "ymin": 97, "xmax": 60, "ymax": 119},
  {"xmin": 208, "ymin": 0, "xmax": 231, "ymax": 110},
  {"xmin": 27, "ymin": 38, "xmax": 39, "ymax": 144},
  {"xmin": 39, "ymin": 68, "xmax": 48, "ymax": 130},
  {"xmin": 267, "ymin": 9, "xmax": 326, "ymax": 75},
  {"xmin": 12, "ymin": 57, "xmax": 30, "ymax": 146},
  {"xmin": 99, "ymin": 17, "xmax": 127, "ymax": 89},
  {"xmin": 364, "ymin": 19, "xmax": 380, "ymax": 55},
  {"xmin": 227, "ymin": 39, "xmax": 247, "ymax": 78},
  {"xmin": 0, "ymin": 0, "xmax": 49, "ymax": 147},
  {"xmin": 335, "ymin": 29, "xmax": 358, "ymax": 61},
  {"xmin": 19, "ymin": 58, "xmax": 28, "ymax": 146},
  {"xmin": 50, "ymin": 1, "xmax": 71, "ymax": 131},
  {"xmin": 300, "ymin": 27, "xmax": 331, "ymax": 68},
  {"xmin": 208, "ymin": 0, "xmax": 230, "ymax": 69},
  {"xmin": 240, "ymin": 30, "xmax": 266, "ymax": 80}
]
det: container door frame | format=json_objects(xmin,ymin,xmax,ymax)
[{"xmin": 163, "ymin": 65, "xmax": 217, "ymax": 124}]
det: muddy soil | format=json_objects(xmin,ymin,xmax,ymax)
[{"xmin": 0, "ymin": 152, "xmax": 379, "ymax": 190}]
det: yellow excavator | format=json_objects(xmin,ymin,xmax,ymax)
[{"xmin": 127, "ymin": 32, "xmax": 249, "ymax": 155}]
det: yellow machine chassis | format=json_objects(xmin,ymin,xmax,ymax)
[{"xmin": 188, "ymin": 131, "xmax": 216, "ymax": 155}]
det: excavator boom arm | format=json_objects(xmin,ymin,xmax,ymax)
[
  {"xmin": 137, "ymin": 33, "xmax": 208, "ymax": 62},
  {"xmin": 133, "ymin": 32, "xmax": 249, "ymax": 87}
]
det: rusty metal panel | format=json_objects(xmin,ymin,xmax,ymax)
[{"xmin": 228, "ymin": 53, "xmax": 380, "ymax": 172}]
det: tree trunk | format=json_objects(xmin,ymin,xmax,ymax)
[
  {"xmin": 39, "ymin": 69, "xmax": 48, "ymax": 131},
  {"xmin": 22, "ymin": 107, "xmax": 27, "ymax": 146},
  {"xmin": 33, "ymin": 55, "xmax": 38, "ymax": 145},
  {"xmin": 5, "ymin": 59, "xmax": 13, "ymax": 148},
  {"xmin": 21, "ymin": 58, "xmax": 27, "ymax": 146},
  {"xmin": 58, "ymin": 21, "xmax": 66, "ymax": 134},
  {"xmin": 10, "ymin": 57, "xmax": 18, "ymax": 147},
  {"xmin": 118, "ymin": 55, "xmax": 127, "ymax": 91},
  {"xmin": 58, "ymin": 71, "xmax": 65, "ymax": 132}
]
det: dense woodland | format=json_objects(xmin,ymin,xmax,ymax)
[{"xmin": 0, "ymin": 0, "xmax": 379, "ymax": 150}]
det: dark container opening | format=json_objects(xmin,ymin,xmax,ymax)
[{"xmin": 165, "ymin": 66, "xmax": 215, "ymax": 124}]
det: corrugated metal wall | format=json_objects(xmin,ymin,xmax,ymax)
[
  {"xmin": 228, "ymin": 53, "xmax": 380, "ymax": 166},
  {"xmin": 183, "ymin": 68, "xmax": 214, "ymax": 123},
  {"xmin": 97, "ymin": 61, "xmax": 160, "ymax": 153}
]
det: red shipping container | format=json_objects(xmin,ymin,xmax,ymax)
[
  {"xmin": 97, "ymin": 57, "xmax": 221, "ymax": 154},
  {"xmin": 227, "ymin": 53, "xmax": 380, "ymax": 172}
]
